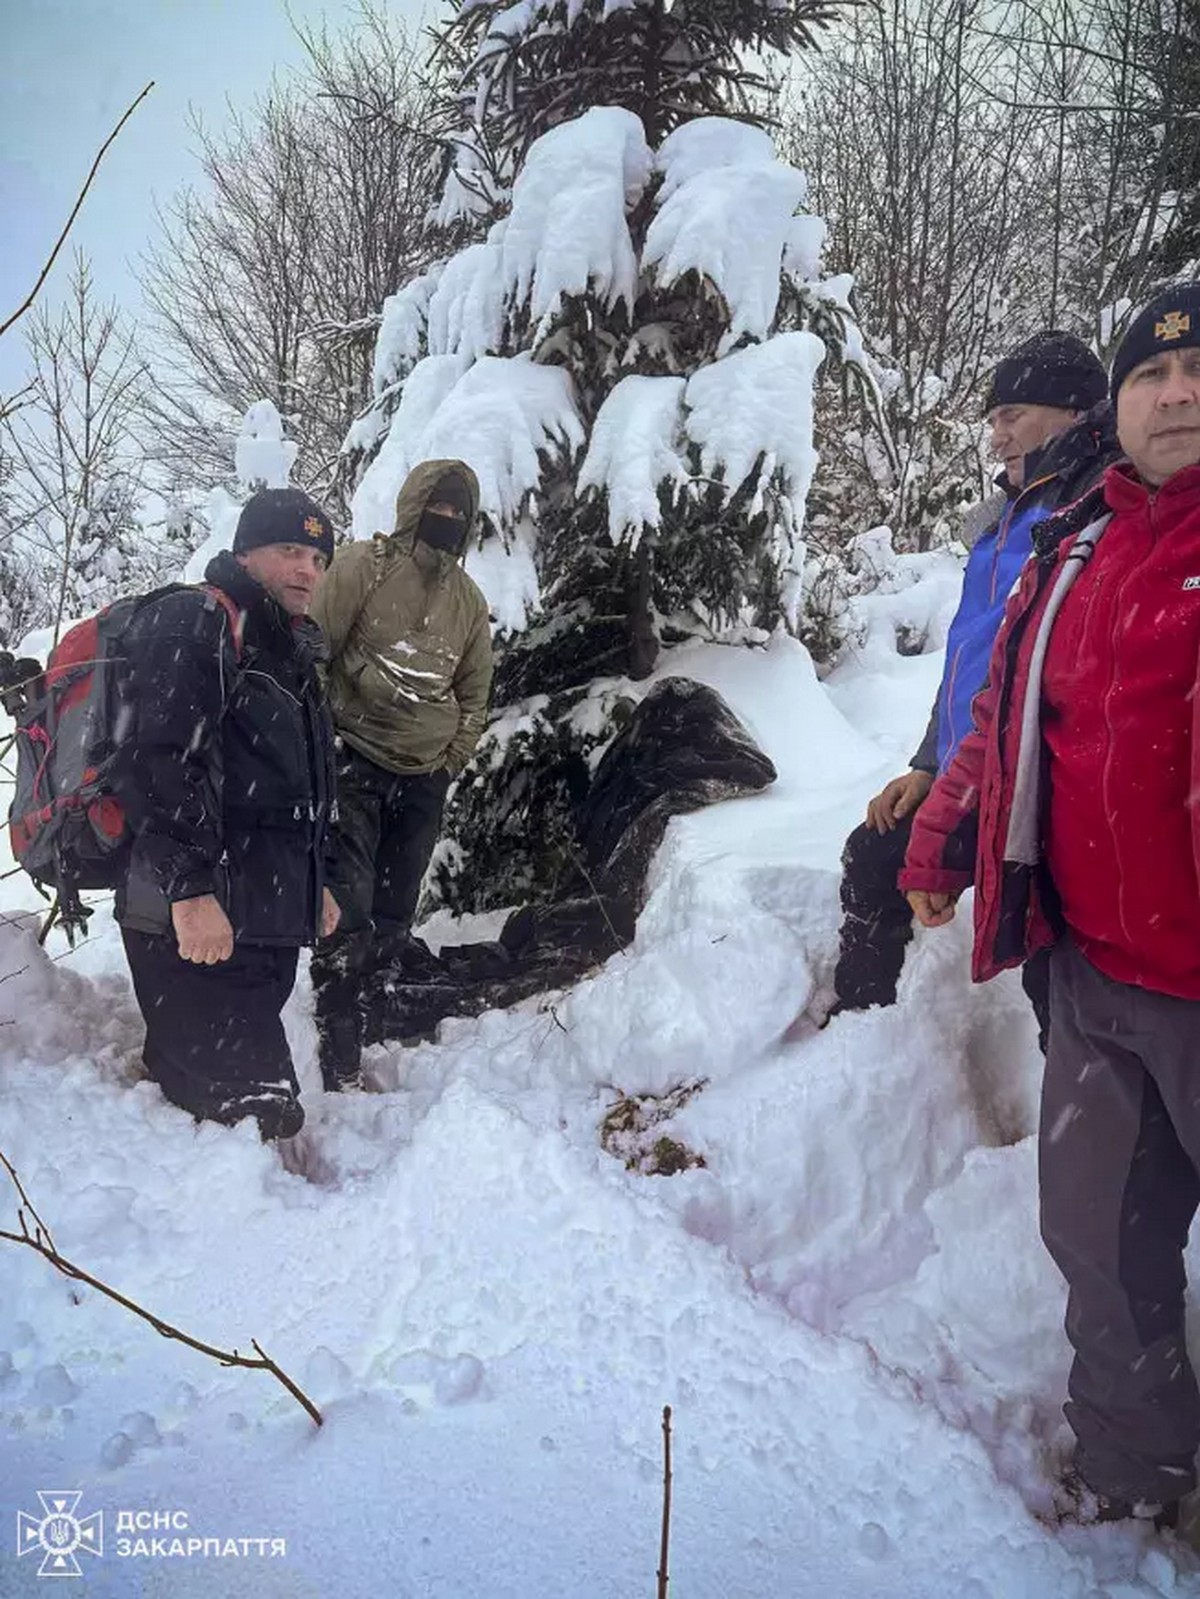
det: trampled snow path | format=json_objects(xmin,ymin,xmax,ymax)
[{"xmin": 1, "ymin": 621, "xmax": 1198, "ymax": 1597}]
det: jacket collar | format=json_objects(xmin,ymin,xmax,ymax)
[
  {"xmin": 204, "ymin": 549, "xmax": 297, "ymax": 650},
  {"xmin": 1103, "ymin": 459, "xmax": 1200, "ymax": 515},
  {"xmin": 994, "ymin": 402, "xmax": 1119, "ymax": 502},
  {"xmin": 995, "ymin": 438, "xmax": 1052, "ymax": 500}
]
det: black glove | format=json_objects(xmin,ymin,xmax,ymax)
[{"xmin": 0, "ymin": 654, "xmax": 42, "ymax": 717}]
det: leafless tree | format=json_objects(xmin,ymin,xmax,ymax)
[
  {"xmin": 1030, "ymin": 0, "xmax": 1198, "ymax": 345},
  {"xmin": 1, "ymin": 253, "xmax": 151, "ymax": 643},
  {"xmin": 787, "ymin": 0, "xmax": 1046, "ymax": 543},
  {"xmin": 786, "ymin": 0, "xmax": 1200, "ymax": 548},
  {"xmin": 0, "ymin": 443, "xmax": 42, "ymax": 647},
  {"xmin": 140, "ymin": 4, "xmax": 440, "ymax": 518}
]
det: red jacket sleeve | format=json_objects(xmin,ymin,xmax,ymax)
[
  {"xmin": 898, "ymin": 731, "xmax": 984, "ymax": 895},
  {"xmin": 899, "ymin": 619, "xmax": 1008, "ymax": 896},
  {"xmin": 900, "ymin": 533, "xmax": 1050, "ymax": 896}
]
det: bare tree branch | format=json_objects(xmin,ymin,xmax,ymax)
[
  {"xmin": 0, "ymin": 82, "xmax": 155, "ymax": 340},
  {"xmin": 0, "ymin": 1148, "xmax": 322, "ymax": 1428},
  {"xmin": 657, "ymin": 1405, "xmax": 673, "ymax": 1599},
  {"xmin": 1, "ymin": 252, "xmax": 157, "ymax": 643},
  {"xmin": 139, "ymin": 7, "xmax": 439, "ymax": 515}
]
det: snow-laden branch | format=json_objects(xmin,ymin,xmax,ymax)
[
  {"xmin": 352, "ymin": 353, "xmax": 585, "ymax": 536},
  {"xmin": 577, "ymin": 374, "xmax": 688, "ymax": 545},
  {"xmin": 502, "ymin": 106, "xmax": 653, "ymax": 323}
]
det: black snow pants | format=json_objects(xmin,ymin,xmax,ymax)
[
  {"xmin": 833, "ymin": 816, "xmax": 918, "ymax": 1010},
  {"xmin": 832, "ymin": 814, "xmax": 1051, "ymax": 1046},
  {"xmin": 311, "ymin": 743, "xmax": 450, "ymax": 1087},
  {"xmin": 1040, "ymin": 937, "xmax": 1200, "ymax": 1508},
  {"xmin": 121, "ymin": 928, "xmax": 301, "ymax": 1138}
]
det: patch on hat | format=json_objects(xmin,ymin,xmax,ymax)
[
  {"xmin": 304, "ymin": 515, "xmax": 325, "ymax": 540},
  {"xmin": 1155, "ymin": 310, "xmax": 1192, "ymax": 342}
]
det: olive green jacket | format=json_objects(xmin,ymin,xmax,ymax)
[{"xmin": 312, "ymin": 460, "xmax": 493, "ymax": 777}]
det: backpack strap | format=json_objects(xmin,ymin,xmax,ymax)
[
  {"xmin": 200, "ymin": 585, "xmax": 245, "ymax": 660},
  {"xmin": 328, "ymin": 534, "xmax": 408, "ymax": 664}
]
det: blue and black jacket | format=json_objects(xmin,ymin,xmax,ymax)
[{"xmin": 909, "ymin": 404, "xmax": 1121, "ymax": 775}]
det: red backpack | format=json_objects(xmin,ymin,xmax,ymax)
[{"xmin": 9, "ymin": 585, "xmax": 243, "ymax": 912}]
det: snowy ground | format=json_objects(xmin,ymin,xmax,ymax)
[{"xmin": 2, "ymin": 559, "xmax": 1198, "ymax": 1597}]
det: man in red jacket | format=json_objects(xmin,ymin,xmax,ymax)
[{"xmin": 900, "ymin": 282, "xmax": 1200, "ymax": 1529}]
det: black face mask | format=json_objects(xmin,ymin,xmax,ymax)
[{"xmin": 417, "ymin": 510, "xmax": 468, "ymax": 554}]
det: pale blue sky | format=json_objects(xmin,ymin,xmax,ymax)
[{"xmin": 0, "ymin": 0, "xmax": 431, "ymax": 392}]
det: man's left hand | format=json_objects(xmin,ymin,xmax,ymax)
[
  {"xmin": 906, "ymin": 889, "xmax": 958, "ymax": 927},
  {"xmin": 320, "ymin": 888, "xmax": 341, "ymax": 939}
]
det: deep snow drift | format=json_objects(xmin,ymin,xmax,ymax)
[{"xmin": 1, "ymin": 554, "xmax": 1197, "ymax": 1598}]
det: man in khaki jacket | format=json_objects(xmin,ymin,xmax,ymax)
[{"xmin": 311, "ymin": 458, "xmax": 493, "ymax": 1088}]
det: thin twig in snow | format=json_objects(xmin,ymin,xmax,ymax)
[
  {"xmin": 0, "ymin": 1150, "xmax": 323, "ymax": 1427},
  {"xmin": 657, "ymin": 1405, "xmax": 673, "ymax": 1599}
]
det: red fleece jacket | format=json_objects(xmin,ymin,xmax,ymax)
[
  {"xmin": 1041, "ymin": 464, "xmax": 1200, "ymax": 996},
  {"xmin": 901, "ymin": 462, "xmax": 1200, "ymax": 998}
]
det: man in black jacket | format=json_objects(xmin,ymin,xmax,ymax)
[
  {"xmin": 115, "ymin": 488, "xmax": 341, "ymax": 1140},
  {"xmin": 826, "ymin": 334, "xmax": 1119, "ymax": 1037}
]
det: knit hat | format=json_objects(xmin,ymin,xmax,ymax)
[
  {"xmin": 1110, "ymin": 282, "xmax": 1200, "ymax": 398},
  {"xmin": 984, "ymin": 330, "xmax": 1107, "ymax": 415},
  {"xmin": 426, "ymin": 470, "xmax": 474, "ymax": 519},
  {"xmin": 233, "ymin": 488, "xmax": 335, "ymax": 565}
]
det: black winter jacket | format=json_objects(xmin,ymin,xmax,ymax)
[{"xmin": 115, "ymin": 552, "xmax": 336, "ymax": 946}]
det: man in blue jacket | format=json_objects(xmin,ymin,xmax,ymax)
[{"xmin": 825, "ymin": 331, "xmax": 1116, "ymax": 1036}]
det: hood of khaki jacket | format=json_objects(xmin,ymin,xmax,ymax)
[{"xmin": 393, "ymin": 458, "xmax": 481, "ymax": 552}]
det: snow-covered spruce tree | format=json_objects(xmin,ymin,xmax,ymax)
[{"xmin": 345, "ymin": 0, "xmax": 863, "ymax": 913}]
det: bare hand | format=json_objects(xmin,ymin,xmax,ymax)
[
  {"xmin": 866, "ymin": 770, "xmax": 934, "ymax": 834},
  {"xmin": 320, "ymin": 887, "xmax": 341, "ymax": 939},
  {"xmin": 906, "ymin": 889, "xmax": 957, "ymax": 928},
  {"xmin": 172, "ymin": 894, "xmax": 235, "ymax": 964}
]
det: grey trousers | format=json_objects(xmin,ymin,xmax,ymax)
[{"xmin": 1041, "ymin": 938, "xmax": 1200, "ymax": 1505}]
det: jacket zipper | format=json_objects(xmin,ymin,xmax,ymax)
[
  {"xmin": 244, "ymin": 655, "xmax": 327, "ymax": 938},
  {"xmin": 303, "ymin": 687, "xmax": 329, "ymax": 937}
]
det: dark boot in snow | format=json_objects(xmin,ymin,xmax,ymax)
[
  {"xmin": 1054, "ymin": 1465, "xmax": 1181, "ymax": 1532},
  {"xmin": 817, "ymin": 998, "xmax": 847, "ymax": 1030},
  {"xmin": 210, "ymin": 1086, "xmax": 305, "ymax": 1142},
  {"xmin": 318, "ymin": 1009, "xmax": 363, "ymax": 1092},
  {"xmin": 257, "ymin": 1092, "xmax": 306, "ymax": 1142}
]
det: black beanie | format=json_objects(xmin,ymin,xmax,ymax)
[
  {"xmin": 984, "ymin": 330, "xmax": 1107, "ymax": 415},
  {"xmin": 1110, "ymin": 282, "xmax": 1200, "ymax": 398},
  {"xmin": 427, "ymin": 470, "xmax": 473, "ymax": 518},
  {"xmin": 233, "ymin": 488, "xmax": 335, "ymax": 565}
]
